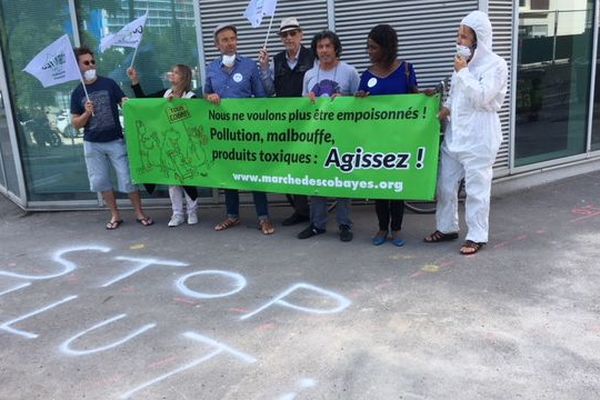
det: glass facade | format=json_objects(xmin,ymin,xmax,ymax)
[
  {"xmin": 0, "ymin": 0, "xmax": 96, "ymax": 201},
  {"xmin": 0, "ymin": 50, "xmax": 17, "ymax": 196},
  {"xmin": 592, "ymin": 10, "xmax": 600, "ymax": 150},
  {"xmin": 515, "ymin": 0, "xmax": 595, "ymax": 166},
  {"xmin": 0, "ymin": 0, "xmax": 209, "ymax": 204},
  {"xmin": 77, "ymin": 0, "xmax": 210, "ymax": 200}
]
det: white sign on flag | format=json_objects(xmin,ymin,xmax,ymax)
[
  {"xmin": 23, "ymin": 34, "xmax": 82, "ymax": 88},
  {"xmin": 100, "ymin": 13, "xmax": 147, "ymax": 52},
  {"xmin": 244, "ymin": 0, "xmax": 277, "ymax": 28}
]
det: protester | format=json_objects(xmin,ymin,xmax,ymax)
[
  {"xmin": 356, "ymin": 24, "xmax": 418, "ymax": 247},
  {"xmin": 127, "ymin": 64, "xmax": 200, "ymax": 227},
  {"xmin": 297, "ymin": 30, "xmax": 360, "ymax": 242},
  {"xmin": 204, "ymin": 23, "xmax": 275, "ymax": 235},
  {"xmin": 258, "ymin": 17, "xmax": 314, "ymax": 226},
  {"xmin": 70, "ymin": 46, "xmax": 153, "ymax": 230},
  {"xmin": 424, "ymin": 11, "xmax": 508, "ymax": 254}
]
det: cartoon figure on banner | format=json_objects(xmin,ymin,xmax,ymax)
[
  {"xmin": 183, "ymin": 122, "xmax": 212, "ymax": 177},
  {"xmin": 135, "ymin": 120, "xmax": 162, "ymax": 174},
  {"xmin": 133, "ymin": 121, "xmax": 212, "ymax": 183},
  {"xmin": 161, "ymin": 126, "xmax": 192, "ymax": 182}
]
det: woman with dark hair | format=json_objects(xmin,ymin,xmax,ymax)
[
  {"xmin": 127, "ymin": 64, "xmax": 200, "ymax": 227},
  {"xmin": 356, "ymin": 24, "xmax": 418, "ymax": 247}
]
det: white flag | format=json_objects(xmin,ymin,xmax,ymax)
[
  {"xmin": 243, "ymin": 0, "xmax": 277, "ymax": 28},
  {"xmin": 23, "ymin": 34, "xmax": 81, "ymax": 88},
  {"xmin": 100, "ymin": 13, "xmax": 147, "ymax": 52}
]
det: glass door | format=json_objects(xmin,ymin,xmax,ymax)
[{"xmin": 515, "ymin": 1, "xmax": 595, "ymax": 166}]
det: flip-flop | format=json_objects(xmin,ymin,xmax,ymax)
[
  {"xmin": 136, "ymin": 216, "xmax": 154, "ymax": 226},
  {"xmin": 106, "ymin": 219, "xmax": 124, "ymax": 230}
]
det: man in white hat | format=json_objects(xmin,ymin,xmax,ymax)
[
  {"xmin": 424, "ymin": 11, "xmax": 508, "ymax": 255},
  {"xmin": 257, "ymin": 17, "xmax": 315, "ymax": 226}
]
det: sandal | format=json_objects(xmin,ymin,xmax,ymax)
[
  {"xmin": 460, "ymin": 240, "xmax": 485, "ymax": 255},
  {"xmin": 214, "ymin": 217, "xmax": 240, "ymax": 231},
  {"xmin": 258, "ymin": 219, "xmax": 275, "ymax": 235},
  {"xmin": 136, "ymin": 216, "xmax": 154, "ymax": 226},
  {"xmin": 424, "ymin": 230, "xmax": 459, "ymax": 243},
  {"xmin": 106, "ymin": 219, "xmax": 124, "ymax": 230}
]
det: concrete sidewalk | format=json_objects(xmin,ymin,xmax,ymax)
[{"xmin": 1, "ymin": 172, "xmax": 599, "ymax": 400}]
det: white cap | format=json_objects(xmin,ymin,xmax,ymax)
[
  {"xmin": 279, "ymin": 17, "xmax": 301, "ymax": 33},
  {"xmin": 213, "ymin": 23, "xmax": 237, "ymax": 38}
]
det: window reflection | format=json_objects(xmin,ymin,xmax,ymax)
[
  {"xmin": 515, "ymin": 1, "xmax": 593, "ymax": 166},
  {"xmin": 0, "ymin": 0, "xmax": 95, "ymax": 201},
  {"xmin": 81, "ymin": 0, "xmax": 210, "ymax": 199},
  {"xmin": 0, "ymin": 0, "xmax": 208, "ymax": 201}
]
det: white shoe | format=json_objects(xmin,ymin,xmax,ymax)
[
  {"xmin": 187, "ymin": 213, "xmax": 198, "ymax": 225},
  {"xmin": 168, "ymin": 214, "xmax": 185, "ymax": 227}
]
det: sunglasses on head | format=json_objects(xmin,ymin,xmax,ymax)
[
  {"xmin": 82, "ymin": 60, "xmax": 96, "ymax": 66},
  {"xmin": 279, "ymin": 30, "xmax": 298, "ymax": 38}
]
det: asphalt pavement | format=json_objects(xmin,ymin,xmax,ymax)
[{"xmin": 1, "ymin": 171, "xmax": 599, "ymax": 400}]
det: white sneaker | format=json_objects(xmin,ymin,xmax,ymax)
[
  {"xmin": 187, "ymin": 213, "xmax": 198, "ymax": 225},
  {"xmin": 168, "ymin": 214, "xmax": 185, "ymax": 227}
]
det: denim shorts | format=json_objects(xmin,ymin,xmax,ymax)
[{"xmin": 83, "ymin": 139, "xmax": 136, "ymax": 193}]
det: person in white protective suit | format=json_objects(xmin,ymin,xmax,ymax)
[{"xmin": 424, "ymin": 10, "xmax": 508, "ymax": 255}]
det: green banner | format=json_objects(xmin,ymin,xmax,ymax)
[{"xmin": 123, "ymin": 94, "xmax": 440, "ymax": 200}]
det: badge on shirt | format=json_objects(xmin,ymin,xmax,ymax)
[
  {"xmin": 233, "ymin": 73, "xmax": 243, "ymax": 83},
  {"xmin": 367, "ymin": 77, "xmax": 378, "ymax": 88}
]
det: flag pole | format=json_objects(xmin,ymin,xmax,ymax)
[
  {"xmin": 129, "ymin": 9, "xmax": 148, "ymax": 69},
  {"xmin": 78, "ymin": 73, "xmax": 95, "ymax": 116},
  {"xmin": 129, "ymin": 45, "xmax": 140, "ymax": 69},
  {"xmin": 262, "ymin": 13, "xmax": 275, "ymax": 49}
]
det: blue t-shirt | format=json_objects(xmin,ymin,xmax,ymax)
[
  {"xmin": 358, "ymin": 61, "xmax": 418, "ymax": 95},
  {"xmin": 70, "ymin": 76, "xmax": 125, "ymax": 142}
]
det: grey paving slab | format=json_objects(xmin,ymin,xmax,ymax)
[{"xmin": 1, "ymin": 172, "xmax": 600, "ymax": 400}]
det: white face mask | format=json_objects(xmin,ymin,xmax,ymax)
[
  {"xmin": 83, "ymin": 69, "xmax": 97, "ymax": 81},
  {"xmin": 222, "ymin": 54, "xmax": 236, "ymax": 67},
  {"xmin": 456, "ymin": 44, "xmax": 472, "ymax": 60}
]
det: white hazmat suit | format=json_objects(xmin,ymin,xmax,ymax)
[{"xmin": 436, "ymin": 11, "xmax": 508, "ymax": 244}]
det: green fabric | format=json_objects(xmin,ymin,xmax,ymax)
[{"xmin": 123, "ymin": 94, "xmax": 440, "ymax": 200}]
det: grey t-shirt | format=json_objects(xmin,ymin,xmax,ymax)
[{"xmin": 302, "ymin": 61, "xmax": 360, "ymax": 97}]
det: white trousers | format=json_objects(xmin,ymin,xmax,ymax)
[
  {"xmin": 169, "ymin": 186, "xmax": 197, "ymax": 216},
  {"xmin": 435, "ymin": 147, "xmax": 494, "ymax": 243}
]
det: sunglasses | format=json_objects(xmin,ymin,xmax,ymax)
[
  {"xmin": 279, "ymin": 30, "xmax": 299, "ymax": 38},
  {"xmin": 82, "ymin": 60, "xmax": 96, "ymax": 66}
]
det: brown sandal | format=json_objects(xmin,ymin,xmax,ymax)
[
  {"xmin": 459, "ymin": 240, "xmax": 485, "ymax": 255},
  {"xmin": 424, "ymin": 230, "xmax": 459, "ymax": 243},
  {"xmin": 214, "ymin": 217, "xmax": 240, "ymax": 231},
  {"xmin": 258, "ymin": 219, "xmax": 275, "ymax": 235}
]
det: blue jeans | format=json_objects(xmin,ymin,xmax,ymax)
[
  {"xmin": 310, "ymin": 197, "xmax": 351, "ymax": 230},
  {"xmin": 83, "ymin": 139, "xmax": 136, "ymax": 193},
  {"xmin": 225, "ymin": 189, "xmax": 269, "ymax": 220}
]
